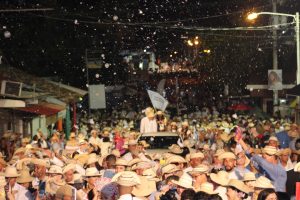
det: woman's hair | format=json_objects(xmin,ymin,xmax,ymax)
[
  {"xmin": 181, "ymin": 189, "xmax": 196, "ymax": 200},
  {"xmin": 228, "ymin": 186, "xmax": 248, "ymax": 199},
  {"xmin": 193, "ymin": 191, "xmax": 210, "ymax": 200},
  {"xmin": 257, "ymin": 188, "xmax": 276, "ymax": 200},
  {"xmin": 209, "ymin": 195, "xmax": 222, "ymax": 200}
]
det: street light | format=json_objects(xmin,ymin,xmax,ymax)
[{"xmin": 247, "ymin": 11, "xmax": 300, "ymax": 85}]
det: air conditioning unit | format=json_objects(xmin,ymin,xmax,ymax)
[{"xmin": 1, "ymin": 80, "xmax": 22, "ymax": 97}]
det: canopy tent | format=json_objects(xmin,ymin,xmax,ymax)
[{"xmin": 287, "ymin": 84, "xmax": 300, "ymax": 96}]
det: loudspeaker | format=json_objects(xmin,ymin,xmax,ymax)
[{"xmin": 88, "ymin": 85, "xmax": 106, "ymax": 109}]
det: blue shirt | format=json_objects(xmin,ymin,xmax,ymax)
[
  {"xmin": 251, "ymin": 155, "xmax": 287, "ymax": 192},
  {"xmin": 276, "ymin": 131, "xmax": 290, "ymax": 148}
]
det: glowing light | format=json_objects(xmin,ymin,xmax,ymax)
[{"xmin": 247, "ymin": 13, "xmax": 258, "ymax": 20}]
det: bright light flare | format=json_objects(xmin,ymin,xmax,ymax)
[{"xmin": 247, "ymin": 12, "xmax": 259, "ymax": 20}]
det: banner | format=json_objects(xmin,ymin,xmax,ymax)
[
  {"xmin": 147, "ymin": 90, "xmax": 169, "ymax": 111},
  {"xmin": 268, "ymin": 70, "xmax": 282, "ymax": 90}
]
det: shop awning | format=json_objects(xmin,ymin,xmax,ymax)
[{"xmin": 16, "ymin": 103, "xmax": 64, "ymax": 116}]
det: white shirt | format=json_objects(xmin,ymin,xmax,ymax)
[
  {"xmin": 89, "ymin": 136, "xmax": 102, "ymax": 146},
  {"xmin": 122, "ymin": 152, "xmax": 134, "ymax": 161},
  {"xmin": 215, "ymin": 186, "xmax": 228, "ymax": 200},
  {"xmin": 140, "ymin": 117, "xmax": 157, "ymax": 133},
  {"xmin": 15, "ymin": 184, "xmax": 34, "ymax": 200}
]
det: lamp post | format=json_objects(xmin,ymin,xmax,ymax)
[
  {"xmin": 187, "ymin": 36, "xmax": 200, "ymax": 60},
  {"xmin": 248, "ymin": 12, "xmax": 300, "ymax": 85}
]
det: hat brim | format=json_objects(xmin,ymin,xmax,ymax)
[
  {"xmin": 210, "ymin": 174, "xmax": 228, "ymax": 186},
  {"xmin": 171, "ymin": 180, "xmax": 193, "ymax": 189},
  {"xmin": 199, "ymin": 189, "xmax": 218, "ymax": 195}
]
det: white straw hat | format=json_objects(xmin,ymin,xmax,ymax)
[
  {"xmin": 17, "ymin": 170, "xmax": 34, "ymax": 183},
  {"xmin": 84, "ymin": 167, "xmax": 102, "ymax": 177},
  {"xmin": 254, "ymin": 176, "xmax": 274, "ymax": 189},
  {"xmin": 171, "ymin": 173, "xmax": 193, "ymax": 189},
  {"xmin": 4, "ymin": 166, "xmax": 20, "ymax": 178},
  {"xmin": 48, "ymin": 165, "xmax": 63, "ymax": 174},
  {"xmin": 199, "ymin": 182, "xmax": 218, "ymax": 195},
  {"xmin": 210, "ymin": 171, "xmax": 229, "ymax": 186},
  {"xmin": 112, "ymin": 171, "xmax": 141, "ymax": 187}
]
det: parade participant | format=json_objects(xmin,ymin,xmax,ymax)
[
  {"xmin": 4, "ymin": 166, "xmax": 21, "ymax": 200},
  {"xmin": 88, "ymin": 129, "xmax": 101, "ymax": 146},
  {"xmin": 15, "ymin": 169, "xmax": 34, "ymax": 200},
  {"xmin": 122, "ymin": 140, "xmax": 139, "ymax": 161},
  {"xmin": 65, "ymin": 132, "xmax": 79, "ymax": 155},
  {"xmin": 161, "ymin": 164, "xmax": 181, "ymax": 180},
  {"xmin": 46, "ymin": 165, "xmax": 65, "ymax": 197},
  {"xmin": 114, "ymin": 159, "xmax": 128, "ymax": 173},
  {"xmin": 188, "ymin": 164, "xmax": 209, "ymax": 191},
  {"xmin": 111, "ymin": 171, "xmax": 141, "ymax": 200},
  {"xmin": 252, "ymin": 176, "xmax": 275, "ymax": 200},
  {"xmin": 211, "ymin": 149, "xmax": 225, "ymax": 173},
  {"xmin": 140, "ymin": 107, "xmax": 157, "ymax": 134},
  {"xmin": 31, "ymin": 159, "xmax": 49, "ymax": 198},
  {"xmin": 170, "ymin": 122, "xmax": 178, "ymax": 133},
  {"xmin": 188, "ymin": 152, "xmax": 204, "ymax": 169},
  {"xmin": 63, "ymin": 164, "xmax": 75, "ymax": 184},
  {"xmin": 219, "ymin": 152, "xmax": 240, "ymax": 179},
  {"xmin": 266, "ymin": 136, "xmax": 279, "ymax": 148},
  {"xmin": 257, "ymin": 188, "xmax": 278, "ymax": 200},
  {"xmin": 278, "ymin": 148, "xmax": 294, "ymax": 171},
  {"xmin": 210, "ymin": 171, "xmax": 229, "ymax": 200},
  {"xmin": 82, "ymin": 167, "xmax": 102, "ymax": 200},
  {"xmin": 226, "ymin": 179, "xmax": 250, "ymax": 200},
  {"xmin": 242, "ymin": 172, "xmax": 256, "ymax": 194},
  {"xmin": 238, "ymin": 138, "xmax": 287, "ymax": 192},
  {"xmin": 178, "ymin": 121, "xmax": 192, "ymax": 140},
  {"xmin": 156, "ymin": 111, "xmax": 167, "ymax": 132},
  {"xmin": 171, "ymin": 173, "xmax": 194, "ymax": 198}
]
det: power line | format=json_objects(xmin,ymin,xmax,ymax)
[
  {"xmin": 0, "ymin": 8, "xmax": 54, "ymax": 12},
  {"xmin": 30, "ymin": 13, "xmax": 295, "ymax": 32}
]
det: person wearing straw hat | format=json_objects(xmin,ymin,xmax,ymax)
[
  {"xmin": 63, "ymin": 164, "xmax": 76, "ymax": 184},
  {"xmin": 140, "ymin": 107, "xmax": 157, "ymax": 134},
  {"xmin": 15, "ymin": 169, "xmax": 34, "ymax": 200},
  {"xmin": 88, "ymin": 129, "xmax": 101, "ymax": 147},
  {"xmin": 242, "ymin": 172, "xmax": 257, "ymax": 192},
  {"xmin": 278, "ymin": 148, "xmax": 294, "ymax": 171},
  {"xmin": 81, "ymin": 167, "xmax": 102, "ymax": 200},
  {"xmin": 161, "ymin": 164, "xmax": 181, "ymax": 180},
  {"xmin": 211, "ymin": 149, "xmax": 225, "ymax": 173},
  {"xmin": 219, "ymin": 152, "xmax": 239, "ymax": 180},
  {"xmin": 122, "ymin": 140, "xmax": 139, "ymax": 161},
  {"xmin": 31, "ymin": 158, "xmax": 49, "ymax": 196},
  {"xmin": 171, "ymin": 173, "xmax": 194, "ymax": 198},
  {"xmin": 188, "ymin": 164, "xmax": 209, "ymax": 192},
  {"xmin": 234, "ymin": 150, "xmax": 251, "ymax": 180},
  {"xmin": 114, "ymin": 159, "xmax": 128, "ymax": 173},
  {"xmin": 156, "ymin": 110, "xmax": 167, "ymax": 132},
  {"xmin": 111, "ymin": 171, "xmax": 141, "ymax": 200},
  {"xmin": 238, "ymin": 138, "xmax": 287, "ymax": 193},
  {"xmin": 210, "ymin": 171, "xmax": 229, "ymax": 200},
  {"xmin": 46, "ymin": 165, "xmax": 65, "ymax": 197},
  {"xmin": 225, "ymin": 179, "xmax": 251, "ymax": 200},
  {"xmin": 4, "ymin": 166, "xmax": 21, "ymax": 200},
  {"xmin": 252, "ymin": 176, "xmax": 274, "ymax": 200}
]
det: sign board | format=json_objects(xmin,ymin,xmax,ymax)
[
  {"xmin": 89, "ymin": 85, "xmax": 106, "ymax": 109},
  {"xmin": 268, "ymin": 70, "xmax": 282, "ymax": 90}
]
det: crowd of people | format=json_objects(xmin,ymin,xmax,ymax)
[{"xmin": 0, "ymin": 106, "xmax": 300, "ymax": 200}]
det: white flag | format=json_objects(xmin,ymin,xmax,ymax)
[
  {"xmin": 157, "ymin": 79, "xmax": 166, "ymax": 95},
  {"xmin": 147, "ymin": 90, "xmax": 169, "ymax": 111}
]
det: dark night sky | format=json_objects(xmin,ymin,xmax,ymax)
[{"xmin": 0, "ymin": 0, "xmax": 299, "ymax": 94}]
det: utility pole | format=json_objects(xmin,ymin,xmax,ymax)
[{"xmin": 272, "ymin": 0, "xmax": 279, "ymax": 115}]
